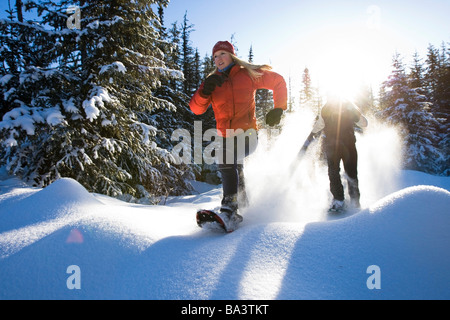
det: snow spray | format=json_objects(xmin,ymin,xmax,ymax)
[{"xmin": 243, "ymin": 108, "xmax": 403, "ymax": 224}]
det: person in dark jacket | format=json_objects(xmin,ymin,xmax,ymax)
[{"xmin": 311, "ymin": 93, "xmax": 368, "ymax": 212}]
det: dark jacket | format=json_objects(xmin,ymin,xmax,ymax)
[{"xmin": 322, "ymin": 101, "xmax": 361, "ymax": 145}]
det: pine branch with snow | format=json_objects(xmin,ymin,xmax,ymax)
[
  {"xmin": 378, "ymin": 53, "xmax": 446, "ymax": 175},
  {"xmin": 0, "ymin": 0, "xmax": 194, "ymax": 200}
]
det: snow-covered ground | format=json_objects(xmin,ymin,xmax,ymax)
[
  {"xmin": 0, "ymin": 112, "xmax": 449, "ymax": 300},
  {"xmin": 1, "ymin": 170, "xmax": 449, "ymax": 300}
]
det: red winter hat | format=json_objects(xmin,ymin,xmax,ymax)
[{"xmin": 212, "ymin": 41, "xmax": 235, "ymax": 56}]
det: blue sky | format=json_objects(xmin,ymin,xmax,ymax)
[
  {"xmin": 163, "ymin": 0, "xmax": 450, "ymax": 97},
  {"xmin": 1, "ymin": 0, "xmax": 449, "ymax": 98}
]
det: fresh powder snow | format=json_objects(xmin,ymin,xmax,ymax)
[{"xmin": 0, "ymin": 111, "xmax": 449, "ymax": 300}]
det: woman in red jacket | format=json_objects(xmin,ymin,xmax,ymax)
[{"xmin": 189, "ymin": 41, "xmax": 287, "ymax": 230}]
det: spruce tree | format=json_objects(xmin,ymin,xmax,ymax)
[
  {"xmin": 197, "ymin": 51, "xmax": 215, "ymax": 132},
  {"xmin": 0, "ymin": 0, "xmax": 59, "ymax": 119},
  {"xmin": 0, "ymin": 0, "xmax": 78, "ymax": 184},
  {"xmin": 201, "ymin": 52, "xmax": 215, "ymax": 79},
  {"xmin": 409, "ymin": 50, "xmax": 425, "ymax": 90},
  {"xmin": 300, "ymin": 67, "xmax": 313, "ymax": 107},
  {"xmin": 379, "ymin": 53, "xmax": 443, "ymax": 174},
  {"xmin": 181, "ymin": 11, "xmax": 196, "ymax": 97},
  {"xmin": 425, "ymin": 44, "xmax": 440, "ymax": 106},
  {"xmin": 166, "ymin": 21, "xmax": 182, "ymax": 92},
  {"xmin": 423, "ymin": 44, "xmax": 449, "ymax": 175},
  {"xmin": 435, "ymin": 42, "xmax": 450, "ymax": 175},
  {"xmin": 0, "ymin": 0, "xmax": 194, "ymax": 200}
]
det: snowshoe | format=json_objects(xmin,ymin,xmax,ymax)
[
  {"xmin": 328, "ymin": 199, "xmax": 345, "ymax": 213},
  {"xmin": 196, "ymin": 209, "xmax": 243, "ymax": 233},
  {"xmin": 196, "ymin": 194, "xmax": 243, "ymax": 233},
  {"xmin": 196, "ymin": 209, "xmax": 228, "ymax": 232}
]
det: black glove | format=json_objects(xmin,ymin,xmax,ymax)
[
  {"xmin": 202, "ymin": 74, "xmax": 225, "ymax": 96},
  {"xmin": 265, "ymin": 108, "xmax": 283, "ymax": 126}
]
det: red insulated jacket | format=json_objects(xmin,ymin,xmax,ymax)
[{"xmin": 189, "ymin": 65, "xmax": 287, "ymax": 137}]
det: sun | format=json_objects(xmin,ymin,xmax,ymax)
[
  {"xmin": 303, "ymin": 25, "xmax": 392, "ymax": 103},
  {"xmin": 272, "ymin": 20, "xmax": 394, "ymax": 107},
  {"xmin": 313, "ymin": 41, "xmax": 371, "ymax": 101}
]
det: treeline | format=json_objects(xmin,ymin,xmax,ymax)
[
  {"xmin": 0, "ymin": 1, "xmax": 447, "ymax": 204},
  {"xmin": 378, "ymin": 46, "xmax": 449, "ymax": 175},
  {"xmin": 0, "ymin": 1, "xmax": 282, "ymax": 201},
  {"xmin": 0, "ymin": 1, "xmax": 201, "ymax": 201}
]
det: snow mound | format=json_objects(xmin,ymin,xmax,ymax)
[
  {"xmin": 278, "ymin": 185, "xmax": 450, "ymax": 299},
  {"xmin": 0, "ymin": 178, "xmax": 100, "ymax": 233},
  {"xmin": 0, "ymin": 174, "xmax": 449, "ymax": 300}
]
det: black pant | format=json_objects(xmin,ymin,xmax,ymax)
[
  {"xmin": 325, "ymin": 141, "xmax": 360, "ymax": 202},
  {"xmin": 219, "ymin": 163, "xmax": 246, "ymax": 197},
  {"xmin": 218, "ymin": 132, "xmax": 257, "ymax": 197}
]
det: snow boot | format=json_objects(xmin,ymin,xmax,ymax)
[
  {"xmin": 217, "ymin": 194, "xmax": 243, "ymax": 232},
  {"xmin": 328, "ymin": 199, "xmax": 345, "ymax": 213}
]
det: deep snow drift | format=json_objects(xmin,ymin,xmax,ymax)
[
  {"xmin": 0, "ymin": 111, "xmax": 449, "ymax": 300},
  {"xmin": 0, "ymin": 172, "xmax": 448, "ymax": 300}
]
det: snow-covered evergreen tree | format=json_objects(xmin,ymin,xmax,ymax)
[
  {"xmin": 409, "ymin": 50, "xmax": 425, "ymax": 91},
  {"xmin": 197, "ymin": 50, "xmax": 216, "ymax": 132},
  {"xmin": 425, "ymin": 43, "xmax": 450, "ymax": 175},
  {"xmin": 424, "ymin": 44, "xmax": 440, "ymax": 105},
  {"xmin": 201, "ymin": 52, "xmax": 214, "ymax": 79},
  {"xmin": 378, "ymin": 53, "xmax": 444, "ymax": 174},
  {"xmin": 180, "ymin": 11, "xmax": 197, "ymax": 97},
  {"xmin": 0, "ymin": 0, "xmax": 80, "ymax": 184},
  {"xmin": 299, "ymin": 67, "xmax": 313, "ymax": 107},
  {"xmin": 0, "ymin": 0, "xmax": 195, "ymax": 201},
  {"xmin": 438, "ymin": 43, "xmax": 450, "ymax": 175}
]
